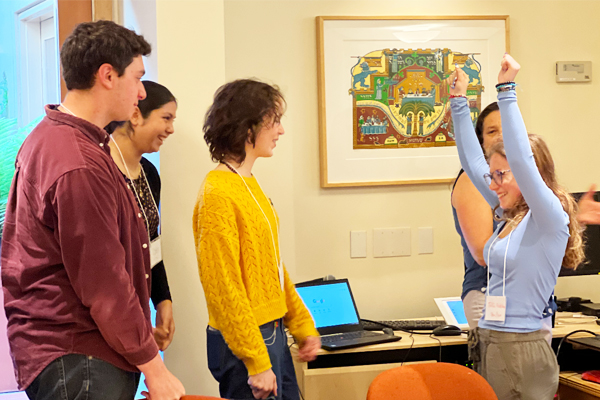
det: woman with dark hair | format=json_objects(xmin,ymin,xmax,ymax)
[
  {"xmin": 107, "ymin": 80, "xmax": 177, "ymax": 351},
  {"xmin": 450, "ymin": 55, "xmax": 584, "ymax": 399},
  {"xmin": 193, "ymin": 79, "xmax": 320, "ymax": 400},
  {"xmin": 452, "ymin": 102, "xmax": 500, "ymax": 329}
]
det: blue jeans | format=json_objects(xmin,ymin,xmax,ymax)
[
  {"xmin": 25, "ymin": 354, "xmax": 140, "ymax": 400},
  {"xmin": 207, "ymin": 319, "xmax": 299, "ymax": 400}
]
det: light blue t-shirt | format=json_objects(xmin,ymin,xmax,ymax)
[{"xmin": 450, "ymin": 91, "xmax": 569, "ymax": 332}]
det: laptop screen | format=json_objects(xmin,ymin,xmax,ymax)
[
  {"xmin": 296, "ymin": 281, "xmax": 360, "ymax": 328},
  {"xmin": 434, "ymin": 296, "xmax": 469, "ymax": 329},
  {"xmin": 446, "ymin": 300, "xmax": 468, "ymax": 325}
]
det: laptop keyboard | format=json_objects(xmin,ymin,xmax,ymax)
[
  {"xmin": 362, "ymin": 319, "xmax": 445, "ymax": 331},
  {"xmin": 321, "ymin": 331, "xmax": 383, "ymax": 344}
]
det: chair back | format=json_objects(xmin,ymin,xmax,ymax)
[{"xmin": 367, "ymin": 362, "xmax": 498, "ymax": 400}]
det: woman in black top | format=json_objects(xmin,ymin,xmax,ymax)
[{"xmin": 105, "ymin": 81, "xmax": 177, "ymax": 350}]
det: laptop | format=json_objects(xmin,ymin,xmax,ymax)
[
  {"xmin": 434, "ymin": 296, "xmax": 470, "ymax": 330},
  {"xmin": 295, "ymin": 278, "xmax": 401, "ymax": 350},
  {"xmin": 569, "ymin": 335, "xmax": 600, "ymax": 351}
]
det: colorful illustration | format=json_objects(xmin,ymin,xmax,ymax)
[{"xmin": 349, "ymin": 48, "xmax": 484, "ymax": 149}]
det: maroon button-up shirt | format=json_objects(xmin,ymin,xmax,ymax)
[{"xmin": 1, "ymin": 106, "xmax": 158, "ymax": 389}]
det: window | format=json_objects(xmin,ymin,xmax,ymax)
[{"xmin": 0, "ymin": 0, "xmax": 59, "ymax": 396}]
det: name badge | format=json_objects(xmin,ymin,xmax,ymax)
[
  {"xmin": 150, "ymin": 236, "xmax": 163, "ymax": 268},
  {"xmin": 484, "ymin": 295, "xmax": 507, "ymax": 323}
]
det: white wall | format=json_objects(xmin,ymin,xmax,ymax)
[
  {"xmin": 121, "ymin": 0, "xmax": 160, "ymax": 168},
  {"xmin": 156, "ymin": 0, "xmax": 226, "ymax": 396},
  {"xmin": 157, "ymin": 0, "xmax": 600, "ymax": 396},
  {"xmin": 121, "ymin": 0, "xmax": 158, "ymax": 81},
  {"xmin": 221, "ymin": 0, "xmax": 600, "ymax": 317}
]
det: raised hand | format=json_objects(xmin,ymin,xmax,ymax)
[
  {"xmin": 448, "ymin": 67, "xmax": 469, "ymax": 97},
  {"xmin": 498, "ymin": 53, "xmax": 520, "ymax": 84}
]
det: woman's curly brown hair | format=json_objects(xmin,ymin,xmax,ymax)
[
  {"xmin": 487, "ymin": 134, "xmax": 584, "ymax": 269},
  {"xmin": 203, "ymin": 79, "xmax": 286, "ymax": 164}
]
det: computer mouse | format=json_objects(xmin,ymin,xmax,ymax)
[
  {"xmin": 432, "ymin": 324, "xmax": 463, "ymax": 336},
  {"xmin": 382, "ymin": 327, "xmax": 395, "ymax": 336}
]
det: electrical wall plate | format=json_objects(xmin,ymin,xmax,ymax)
[{"xmin": 556, "ymin": 61, "xmax": 592, "ymax": 82}]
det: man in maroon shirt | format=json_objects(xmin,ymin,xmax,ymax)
[{"xmin": 1, "ymin": 21, "xmax": 185, "ymax": 400}]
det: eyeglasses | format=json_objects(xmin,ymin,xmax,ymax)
[{"xmin": 483, "ymin": 169, "xmax": 511, "ymax": 186}]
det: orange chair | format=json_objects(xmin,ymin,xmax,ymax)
[{"xmin": 367, "ymin": 362, "xmax": 498, "ymax": 400}]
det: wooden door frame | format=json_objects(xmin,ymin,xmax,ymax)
[{"xmin": 57, "ymin": 0, "xmax": 115, "ymax": 99}]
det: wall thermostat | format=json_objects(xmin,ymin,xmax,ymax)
[{"xmin": 556, "ymin": 61, "xmax": 592, "ymax": 82}]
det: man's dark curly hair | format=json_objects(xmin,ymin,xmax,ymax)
[
  {"xmin": 203, "ymin": 79, "xmax": 286, "ymax": 164},
  {"xmin": 60, "ymin": 20, "xmax": 151, "ymax": 90}
]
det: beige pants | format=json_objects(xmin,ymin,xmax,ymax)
[
  {"xmin": 469, "ymin": 328, "xmax": 559, "ymax": 400},
  {"xmin": 463, "ymin": 289, "xmax": 486, "ymax": 329}
]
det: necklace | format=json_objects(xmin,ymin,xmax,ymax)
[
  {"xmin": 221, "ymin": 161, "xmax": 237, "ymax": 174},
  {"xmin": 110, "ymin": 136, "xmax": 160, "ymax": 236}
]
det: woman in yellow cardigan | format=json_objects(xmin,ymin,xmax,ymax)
[{"xmin": 193, "ymin": 79, "xmax": 320, "ymax": 400}]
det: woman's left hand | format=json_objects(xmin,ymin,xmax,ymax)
[
  {"xmin": 154, "ymin": 300, "xmax": 175, "ymax": 351},
  {"xmin": 297, "ymin": 336, "xmax": 321, "ymax": 362},
  {"xmin": 498, "ymin": 53, "xmax": 520, "ymax": 84}
]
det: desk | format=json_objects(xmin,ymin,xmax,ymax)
[
  {"xmin": 291, "ymin": 318, "xmax": 600, "ymax": 400},
  {"xmin": 559, "ymin": 372, "xmax": 600, "ymax": 400}
]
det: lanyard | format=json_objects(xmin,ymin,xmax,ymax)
[
  {"xmin": 60, "ymin": 104, "xmax": 77, "ymax": 117},
  {"xmin": 61, "ymin": 104, "xmax": 159, "ymax": 232},
  {"xmin": 109, "ymin": 136, "xmax": 160, "ymax": 240},
  {"xmin": 486, "ymin": 222, "xmax": 514, "ymax": 297},
  {"xmin": 222, "ymin": 161, "xmax": 284, "ymax": 291}
]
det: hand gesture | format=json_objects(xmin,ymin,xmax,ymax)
[
  {"xmin": 498, "ymin": 53, "xmax": 520, "ymax": 84},
  {"xmin": 297, "ymin": 335, "xmax": 321, "ymax": 362},
  {"xmin": 248, "ymin": 368, "xmax": 277, "ymax": 399},
  {"xmin": 448, "ymin": 67, "xmax": 468, "ymax": 97},
  {"xmin": 138, "ymin": 354, "xmax": 185, "ymax": 400},
  {"xmin": 578, "ymin": 184, "xmax": 600, "ymax": 225},
  {"xmin": 154, "ymin": 300, "xmax": 175, "ymax": 351}
]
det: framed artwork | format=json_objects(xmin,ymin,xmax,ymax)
[{"xmin": 316, "ymin": 16, "xmax": 510, "ymax": 187}]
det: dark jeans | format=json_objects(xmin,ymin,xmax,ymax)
[
  {"xmin": 25, "ymin": 354, "xmax": 141, "ymax": 400},
  {"xmin": 207, "ymin": 319, "xmax": 299, "ymax": 400}
]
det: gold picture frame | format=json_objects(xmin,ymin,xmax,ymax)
[{"xmin": 317, "ymin": 16, "xmax": 510, "ymax": 188}]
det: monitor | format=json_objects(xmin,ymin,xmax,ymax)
[{"xmin": 434, "ymin": 296, "xmax": 469, "ymax": 329}]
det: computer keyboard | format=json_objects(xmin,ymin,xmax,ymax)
[
  {"xmin": 321, "ymin": 331, "xmax": 382, "ymax": 343},
  {"xmin": 361, "ymin": 319, "xmax": 446, "ymax": 331}
]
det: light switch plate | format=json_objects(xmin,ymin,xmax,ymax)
[
  {"xmin": 350, "ymin": 230, "xmax": 367, "ymax": 258},
  {"xmin": 418, "ymin": 227, "xmax": 434, "ymax": 254}
]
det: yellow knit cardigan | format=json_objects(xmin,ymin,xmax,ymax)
[{"xmin": 193, "ymin": 171, "xmax": 318, "ymax": 375}]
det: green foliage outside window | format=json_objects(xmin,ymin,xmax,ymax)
[{"xmin": 0, "ymin": 72, "xmax": 43, "ymax": 239}]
